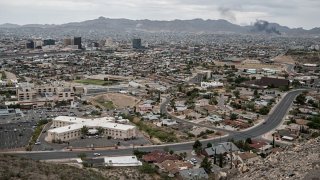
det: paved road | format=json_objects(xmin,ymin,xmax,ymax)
[
  {"xmin": 0, "ymin": 51, "xmax": 83, "ymax": 58},
  {"xmin": 4, "ymin": 90, "xmax": 302, "ymax": 160}
]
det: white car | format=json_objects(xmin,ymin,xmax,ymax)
[
  {"xmin": 191, "ymin": 158, "xmax": 197, "ymax": 163},
  {"xmin": 93, "ymin": 153, "xmax": 101, "ymax": 156},
  {"xmin": 34, "ymin": 141, "xmax": 41, "ymax": 145}
]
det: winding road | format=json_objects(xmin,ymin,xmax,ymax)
[{"xmin": 3, "ymin": 90, "xmax": 303, "ymax": 160}]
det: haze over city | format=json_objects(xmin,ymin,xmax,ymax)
[{"xmin": 1, "ymin": 0, "xmax": 320, "ymax": 29}]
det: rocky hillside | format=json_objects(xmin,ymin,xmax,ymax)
[
  {"xmin": 232, "ymin": 137, "xmax": 320, "ymax": 180},
  {"xmin": 0, "ymin": 154, "xmax": 106, "ymax": 180}
]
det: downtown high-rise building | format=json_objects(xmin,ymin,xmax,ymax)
[{"xmin": 132, "ymin": 38, "xmax": 142, "ymax": 49}]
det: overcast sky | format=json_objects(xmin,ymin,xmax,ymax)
[{"xmin": 0, "ymin": 0, "xmax": 319, "ymax": 29}]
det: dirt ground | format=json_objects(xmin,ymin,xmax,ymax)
[
  {"xmin": 273, "ymin": 55, "xmax": 296, "ymax": 64},
  {"xmin": 215, "ymin": 59, "xmax": 285, "ymax": 71},
  {"xmin": 238, "ymin": 59, "xmax": 284, "ymax": 71},
  {"xmin": 4, "ymin": 71, "xmax": 17, "ymax": 80},
  {"xmin": 91, "ymin": 93, "xmax": 139, "ymax": 108}
]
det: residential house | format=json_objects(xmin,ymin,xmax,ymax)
[
  {"xmin": 203, "ymin": 142, "xmax": 239, "ymax": 157},
  {"xmin": 158, "ymin": 160, "xmax": 193, "ymax": 176},
  {"xmin": 137, "ymin": 103, "xmax": 153, "ymax": 114},
  {"xmin": 158, "ymin": 119, "xmax": 178, "ymax": 127},
  {"xmin": 142, "ymin": 113, "xmax": 160, "ymax": 121},
  {"xmin": 236, "ymin": 152, "xmax": 260, "ymax": 165},
  {"xmin": 142, "ymin": 150, "xmax": 180, "ymax": 163},
  {"xmin": 249, "ymin": 140, "xmax": 272, "ymax": 155},
  {"xmin": 275, "ymin": 129, "xmax": 299, "ymax": 141},
  {"xmin": 206, "ymin": 114, "xmax": 223, "ymax": 123}
]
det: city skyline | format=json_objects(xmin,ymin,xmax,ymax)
[{"xmin": 0, "ymin": 0, "xmax": 319, "ymax": 29}]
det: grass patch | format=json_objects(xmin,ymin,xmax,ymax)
[
  {"xmin": 74, "ymin": 79, "xmax": 116, "ymax": 86},
  {"xmin": 96, "ymin": 99, "xmax": 115, "ymax": 109},
  {"xmin": 134, "ymin": 119, "xmax": 178, "ymax": 143},
  {"xmin": 0, "ymin": 71, "xmax": 6, "ymax": 80},
  {"xmin": 26, "ymin": 119, "xmax": 50, "ymax": 151}
]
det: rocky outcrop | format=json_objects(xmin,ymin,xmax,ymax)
[{"xmin": 232, "ymin": 138, "xmax": 320, "ymax": 180}]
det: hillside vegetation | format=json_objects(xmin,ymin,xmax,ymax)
[{"xmin": 0, "ymin": 154, "xmax": 106, "ymax": 180}]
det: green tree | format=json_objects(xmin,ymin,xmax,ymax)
[
  {"xmin": 169, "ymin": 150, "xmax": 174, "ymax": 155},
  {"xmin": 291, "ymin": 79, "xmax": 301, "ymax": 87},
  {"xmin": 259, "ymin": 106, "xmax": 270, "ymax": 115},
  {"xmin": 245, "ymin": 138, "xmax": 252, "ymax": 144},
  {"xmin": 193, "ymin": 140, "xmax": 202, "ymax": 155},
  {"xmin": 200, "ymin": 157, "xmax": 212, "ymax": 173},
  {"xmin": 254, "ymin": 89, "xmax": 258, "ymax": 97},
  {"xmin": 209, "ymin": 97, "xmax": 218, "ymax": 105},
  {"xmin": 170, "ymin": 99, "xmax": 176, "ymax": 111},
  {"xmin": 80, "ymin": 126, "xmax": 89, "ymax": 137},
  {"xmin": 296, "ymin": 94, "xmax": 306, "ymax": 105},
  {"xmin": 233, "ymin": 90, "xmax": 240, "ymax": 98},
  {"xmin": 133, "ymin": 150, "xmax": 148, "ymax": 159},
  {"xmin": 230, "ymin": 113, "xmax": 238, "ymax": 120},
  {"xmin": 246, "ymin": 102, "xmax": 255, "ymax": 111},
  {"xmin": 179, "ymin": 152, "xmax": 187, "ymax": 160},
  {"xmin": 77, "ymin": 153, "xmax": 87, "ymax": 160},
  {"xmin": 96, "ymin": 127, "xmax": 105, "ymax": 136},
  {"xmin": 139, "ymin": 163, "xmax": 156, "ymax": 174},
  {"xmin": 207, "ymin": 142, "xmax": 213, "ymax": 148}
]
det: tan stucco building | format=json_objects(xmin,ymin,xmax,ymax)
[{"xmin": 46, "ymin": 116, "xmax": 137, "ymax": 142}]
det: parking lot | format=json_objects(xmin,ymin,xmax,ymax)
[
  {"xmin": 0, "ymin": 122, "xmax": 34, "ymax": 150},
  {"xmin": 0, "ymin": 107, "xmax": 83, "ymax": 125},
  {"xmin": 1, "ymin": 106, "xmax": 141, "ymax": 151}
]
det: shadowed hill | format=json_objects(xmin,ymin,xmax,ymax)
[{"xmin": 0, "ymin": 154, "xmax": 106, "ymax": 180}]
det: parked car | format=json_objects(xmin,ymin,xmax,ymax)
[
  {"xmin": 191, "ymin": 158, "xmax": 197, "ymax": 163},
  {"xmin": 93, "ymin": 153, "xmax": 101, "ymax": 156},
  {"xmin": 35, "ymin": 141, "xmax": 41, "ymax": 145}
]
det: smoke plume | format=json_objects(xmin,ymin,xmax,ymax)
[
  {"xmin": 253, "ymin": 20, "xmax": 281, "ymax": 35},
  {"xmin": 218, "ymin": 7, "xmax": 236, "ymax": 22}
]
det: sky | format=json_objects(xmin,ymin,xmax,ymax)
[{"xmin": 0, "ymin": 0, "xmax": 319, "ymax": 29}]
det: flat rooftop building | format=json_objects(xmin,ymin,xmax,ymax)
[{"xmin": 46, "ymin": 116, "xmax": 136, "ymax": 142}]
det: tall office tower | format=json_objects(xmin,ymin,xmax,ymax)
[
  {"xmin": 34, "ymin": 40, "xmax": 43, "ymax": 49},
  {"xmin": 132, "ymin": 38, "xmax": 142, "ymax": 49},
  {"xmin": 26, "ymin": 40, "xmax": 34, "ymax": 49},
  {"xmin": 73, "ymin": 37, "xmax": 82, "ymax": 49},
  {"xmin": 43, "ymin": 39, "xmax": 55, "ymax": 46},
  {"xmin": 64, "ymin": 38, "xmax": 72, "ymax": 46}
]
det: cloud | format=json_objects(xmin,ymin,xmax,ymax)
[{"xmin": 0, "ymin": 0, "xmax": 319, "ymax": 29}]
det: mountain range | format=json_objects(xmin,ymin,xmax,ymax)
[{"xmin": 1, "ymin": 17, "xmax": 319, "ymax": 36}]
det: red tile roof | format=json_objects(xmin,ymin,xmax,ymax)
[{"xmin": 142, "ymin": 150, "xmax": 180, "ymax": 163}]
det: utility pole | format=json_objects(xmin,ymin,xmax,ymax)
[
  {"xmin": 230, "ymin": 143, "xmax": 233, "ymax": 169},
  {"xmin": 272, "ymin": 134, "xmax": 275, "ymax": 148},
  {"xmin": 214, "ymin": 149, "xmax": 217, "ymax": 165}
]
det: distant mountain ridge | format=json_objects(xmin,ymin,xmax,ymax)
[{"xmin": 1, "ymin": 17, "xmax": 319, "ymax": 36}]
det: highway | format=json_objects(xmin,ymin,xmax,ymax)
[{"xmin": 4, "ymin": 90, "xmax": 302, "ymax": 160}]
